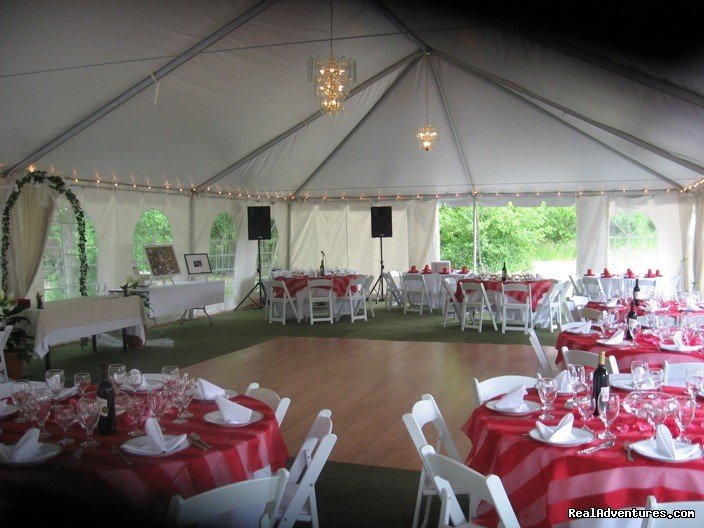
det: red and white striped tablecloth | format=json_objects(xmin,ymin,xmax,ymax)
[
  {"xmin": 462, "ymin": 389, "xmax": 704, "ymax": 528},
  {"xmin": 273, "ymin": 274, "xmax": 359, "ymax": 298}
]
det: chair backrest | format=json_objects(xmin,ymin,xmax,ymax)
[
  {"xmin": 0, "ymin": 325, "xmax": 13, "ymax": 383},
  {"xmin": 421, "ymin": 446, "xmax": 520, "ymax": 528},
  {"xmin": 403, "ymin": 273, "xmax": 425, "ymax": 285},
  {"xmin": 580, "ymin": 307, "xmax": 604, "ymax": 322},
  {"xmin": 271, "ymin": 280, "xmax": 292, "ymax": 299},
  {"xmin": 460, "ymin": 281, "xmax": 483, "ymax": 295},
  {"xmin": 581, "ymin": 276, "xmax": 605, "ymax": 300},
  {"xmin": 569, "ymin": 275, "xmax": 583, "ymax": 296},
  {"xmin": 389, "ymin": 269, "xmax": 404, "ymax": 289},
  {"xmin": 472, "ymin": 375, "xmax": 537, "ymax": 405},
  {"xmin": 346, "ymin": 277, "xmax": 366, "ymax": 295},
  {"xmin": 561, "ymin": 347, "xmax": 619, "ymax": 374},
  {"xmin": 308, "ymin": 278, "xmax": 333, "ymax": 300},
  {"xmin": 245, "ymin": 382, "xmax": 291, "ymax": 426},
  {"xmin": 441, "ymin": 279, "xmax": 460, "ymax": 311},
  {"xmin": 527, "ymin": 329, "xmax": 557, "ymax": 377},
  {"xmin": 402, "ymin": 394, "xmax": 462, "ymax": 463},
  {"xmin": 363, "ymin": 274, "xmax": 375, "ymax": 295},
  {"xmin": 167, "ymin": 468, "xmax": 289, "ymax": 528},
  {"xmin": 502, "ymin": 282, "xmax": 529, "ymax": 293},
  {"xmin": 383, "ymin": 272, "xmax": 400, "ymax": 292},
  {"xmin": 643, "ymin": 495, "xmax": 704, "ymax": 528},
  {"xmin": 662, "ymin": 360, "xmax": 704, "ymax": 384}
]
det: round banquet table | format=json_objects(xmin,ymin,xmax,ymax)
[
  {"xmin": 555, "ymin": 329, "xmax": 704, "ymax": 372},
  {"xmin": 273, "ymin": 274, "xmax": 361, "ymax": 318},
  {"xmin": 0, "ymin": 392, "xmax": 288, "ymax": 525},
  {"xmin": 463, "ymin": 388, "xmax": 704, "ymax": 528},
  {"xmin": 455, "ymin": 279, "xmax": 554, "ymax": 312},
  {"xmin": 403, "ymin": 272, "xmax": 472, "ymax": 309},
  {"xmin": 586, "ymin": 300, "xmax": 704, "ymax": 325}
]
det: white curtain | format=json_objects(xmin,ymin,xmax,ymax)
[
  {"xmin": 693, "ymin": 193, "xmax": 704, "ymax": 291},
  {"xmin": 576, "ymin": 195, "xmax": 609, "ymax": 276},
  {"xmin": 406, "ymin": 200, "xmax": 440, "ymax": 268},
  {"xmin": 6, "ymin": 185, "xmax": 56, "ymax": 297},
  {"xmin": 679, "ymin": 195, "xmax": 694, "ymax": 290}
]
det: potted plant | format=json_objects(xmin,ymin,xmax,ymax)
[{"xmin": 1, "ymin": 291, "xmax": 34, "ymax": 378}]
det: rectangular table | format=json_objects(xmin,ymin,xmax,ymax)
[{"xmin": 137, "ymin": 280, "xmax": 226, "ymax": 322}]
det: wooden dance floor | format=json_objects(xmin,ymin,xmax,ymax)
[{"xmin": 184, "ymin": 337, "xmax": 546, "ymax": 471}]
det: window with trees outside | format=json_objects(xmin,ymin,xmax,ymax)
[
  {"xmin": 133, "ymin": 209, "xmax": 174, "ymax": 275},
  {"xmin": 209, "ymin": 212, "xmax": 236, "ymax": 299},
  {"xmin": 608, "ymin": 211, "xmax": 658, "ymax": 272},
  {"xmin": 43, "ymin": 207, "xmax": 98, "ymax": 301},
  {"xmin": 260, "ymin": 221, "xmax": 279, "ymax": 278}
]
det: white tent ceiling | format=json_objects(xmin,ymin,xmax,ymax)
[{"xmin": 2, "ymin": 0, "xmax": 704, "ymax": 198}]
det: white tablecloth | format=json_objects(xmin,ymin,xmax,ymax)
[
  {"xmin": 402, "ymin": 273, "xmax": 472, "ymax": 309},
  {"xmin": 140, "ymin": 280, "xmax": 226, "ymax": 318}
]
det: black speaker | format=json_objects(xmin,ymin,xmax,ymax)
[
  {"xmin": 371, "ymin": 206, "xmax": 393, "ymax": 238},
  {"xmin": 247, "ymin": 206, "xmax": 271, "ymax": 240}
]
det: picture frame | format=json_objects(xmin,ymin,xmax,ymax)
[
  {"xmin": 144, "ymin": 244, "xmax": 180, "ymax": 277},
  {"xmin": 184, "ymin": 253, "xmax": 212, "ymax": 275}
]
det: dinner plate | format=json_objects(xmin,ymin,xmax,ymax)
[
  {"xmin": 565, "ymin": 329, "xmax": 599, "ymax": 336},
  {"xmin": 528, "ymin": 428, "xmax": 595, "ymax": 446},
  {"xmin": 630, "ymin": 439, "xmax": 704, "ymax": 463},
  {"xmin": 0, "ymin": 443, "xmax": 62, "ymax": 466},
  {"xmin": 203, "ymin": 410, "xmax": 263, "ymax": 427},
  {"xmin": 121, "ymin": 435, "xmax": 190, "ymax": 457},
  {"xmin": 0, "ymin": 403, "xmax": 19, "ymax": 419},
  {"xmin": 194, "ymin": 388, "xmax": 238, "ymax": 402},
  {"xmin": 485, "ymin": 400, "xmax": 540, "ymax": 416},
  {"xmin": 609, "ymin": 379, "xmax": 656, "ymax": 392},
  {"xmin": 596, "ymin": 339, "xmax": 632, "ymax": 347},
  {"xmin": 659, "ymin": 343, "xmax": 703, "ymax": 353},
  {"xmin": 121, "ymin": 379, "xmax": 164, "ymax": 393}
]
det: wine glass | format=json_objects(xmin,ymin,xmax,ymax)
[
  {"xmin": 643, "ymin": 399, "xmax": 667, "ymax": 440},
  {"xmin": 73, "ymin": 372, "xmax": 91, "ymax": 396},
  {"xmin": 77, "ymin": 395, "xmax": 101, "ymax": 447},
  {"xmin": 126, "ymin": 398, "xmax": 145, "ymax": 437},
  {"xmin": 566, "ymin": 365, "xmax": 585, "ymax": 408},
  {"xmin": 631, "ymin": 361, "xmax": 649, "ymax": 391},
  {"xmin": 115, "ymin": 391, "xmax": 132, "ymax": 419},
  {"xmin": 649, "ymin": 368, "xmax": 665, "ymax": 390},
  {"xmin": 45, "ymin": 369, "xmax": 65, "ymax": 401},
  {"xmin": 597, "ymin": 392, "xmax": 620, "ymax": 440},
  {"xmin": 576, "ymin": 395, "xmax": 596, "ymax": 433},
  {"xmin": 161, "ymin": 366, "xmax": 180, "ymax": 391},
  {"xmin": 147, "ymin": 389, "xmax": 169, "ymax": 429},
  {"xmin": 26, "ymin": 388, "xmax": 53, "ymax": 438},
  {"xmin": 173, "ymin": 377, "xmax": 196, "ymax": 424},
  {"xmin": 126, "ymin": 369, "xmax": 144, "ymax": 392},
  {"xmin": 684, "ymin": 368, "xmax": 704, "ymax": 400},
  {"xmin": 537, "ymin": 378, "xmax": 558, "ymax": 420},
  {"xmin": 52, "ymin": 404, "xmax": 75, "ymax": 446},
  {"xmin": 108, "ymin": 364, "xmax": 127, "ymax": 393},
  {"xmin": 675, "ymin": 396, "xmax": 696, "ymax": 444},
  {"xmin": 11, "ymin": 380, "xmax": 31, "ymax": 423}
]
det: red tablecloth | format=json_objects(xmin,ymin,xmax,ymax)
[
  {"xmin": 463, "ymin": 389, "xmax": 704, "ymax": 528},
  {"xmin": 455, "ymin": 279, "xmax": 553, "ymax": 311},
  {"xmin": 0, "ymin": 393, "xmax": 288, "ymax": 523},
  {"xmin": 273, "ymin": 274, "xmax": 359, "ymax": 298},
  {"xmin": 555, "ymin": 330, "xmax": 704, "ymax": 372},
  {"xmin": 586, "ymin": 300, "xmax": 704, "ymax": 323}
]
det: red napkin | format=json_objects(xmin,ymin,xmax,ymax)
[
  {"xmin": 441, "ymin": 267, "xmax": 449, "ymax": 274},
  {"xmin": 461, "ymin": 266, "xmax": 468, "ymax": 274},
  {"xmin": 655, "ymin": 269, "xmax": 662, "ymax": 277},
  {"xmin": 410, "ymin": 265, "xmax": 418, "ymax": 272}
]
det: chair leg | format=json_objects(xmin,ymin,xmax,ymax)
[
  {"xmin": 309, "ymin": 488, "xmax": 320, "ymax": 528},
  {"xmin": 411, "ymin": 477, "xmax": 425, "ymax": 528}
]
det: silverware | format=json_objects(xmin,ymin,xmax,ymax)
[
  {"xmin": 54, "ymin": 447, "xmax": 84, "ymax": 469},
  {"xmin": 111, "ymin": 444, "xmax": 133, "ymax": 466},
  {"xmin": 624, "ymin": 442, "xmax": 634, "ymax": 461},
  {"xmin": 577, "ymin": 440, "xmax": 615, "ymax": 455},
  {"xmin": 189, "ymin": 432, "xmax": 211, "ymax": 450}
]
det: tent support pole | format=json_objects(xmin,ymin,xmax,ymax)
[
  {"xmin": 287, "ymin": 201, "xmax": 292, "ymax": 269},
  {"xmin": 472, "ymin": 197, "xmax": 478, "ymax": 271},
  {"xmin": 189, "ymin": 192, "xmax": 196, "ymax": 253}
]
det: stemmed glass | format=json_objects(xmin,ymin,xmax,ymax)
[
  {"xmin": 126, "ymin": 398, "xmax": 146, "ymax": 437},
  {"xmin": 675, "ymin": 396, "xmax": 696, "ymax": 444},
  {"xmin": 77, "ymin": 396, "xmax": 101, "ymax": 447},
  {"xmin": 26, "ymin": 388, "xmax": 53, "ymax": 438},
  {"xmin": 126, "ymin": 369, "xmax": 144, "ymax": 392},
  {"xmin": 161, "ymin": 366, "xmax": 180, "ymax": 391},
  {"xmin": 74, "ymin": 372, "xmax": 91, "ymax": 396},
  {"xmin": 597, "ymin": 392, "xmax": 620, "ymax": 440},
  {"xmin": 45, "ymin": 369, "xmax": 65, "ymax": 401},
  {"xmin": 537, "ymin": 378, "xmax": 558, "ymax": 420},
  {"xmin": 11, "ymin": 380, "xmax": 31, "ymax": 423},
  {"xmin": 631, "ymin": 361, "xmax": 649, "ymax": 391},
  {"xmin": 53, "ymin": 404, "xmax": 75, "ymax": 446},
  {"xmin": 643, "ymin": 399, "xmax": 667, "ymax": 440},
  {"xmin": 147, "ymin": 389, "xmax": 169, "ymax": 430},
  {"xmin": 108, "ymin": 364, "xmax": 127, "ymax": 393},
  {"xmin": 566, "ymin": 365, "xmax": 585, "ymax": 409},
  {"xmin": 173, "ymin": 377, "xmax": 197, "ymax": 424},
  {"xmin": 576, "ymin": 395, "xmax": 596, "ymax": 433},
  {"xmin": 649, "ymin": 368, "xmax": 665, "ymax": 390},
  {"xmin": 684, "ymin": 368, "xmax": 704, "ymax": 400}
]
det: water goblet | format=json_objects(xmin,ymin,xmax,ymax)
[
  {"xmin": 161, "ymin": 366, "xmax": 180, "ymax": 391},
  {"xmin": 537, "ymin": 378, "xmax": 558, "ymax": 420},
  {"xmin": 73, "ymin": 372, "xmax": 91, "ymax": 396},
  {"xmin": 597, "ymin": 391, "xmax": 620, "ymax": 440},
  {"xmin": 27, "ymin": 388, "xmax": 53, "ymax": 438},
  {"xmin": 126, "ymin": 398, "xmax": 146, "ymax": 437},
  {"xmin": 643, "ymin": 399, "xmax": 667, "ymax": 440},
  {"xmin": 675, "ymin": 396, "xmax": 696, "ymax": 444},
  {"xmin": 45, "ymin": 369, "xmax": 65, "ymax": 401},
  {"xmin": 566, "ymin": 365, "xmax": 585, "ymax": 408},
  {"xmin": 685, "ymin": 368, "xmax": 704, "ymax": 400},
  {"xmin": 52, "ymin": 404, "xmax": 75, "ymax": 446},
  {"xmin": 173, "ymin": 378, "xmax": 196, "ymax": 424},
  {"xmin": 108, "ymin": 364, "xmax": 127, "ymax": 393},
  {"xmin": 576, "ymin": 395, "xmax": 596, "ymax": 433},
  {"xmin": 631, "ymin": 360, "xmax": 649, "ymax": 391},
  {"xmin": 77, "ymin": 395, "xmax": 100, "ymax": 447},
  {"xmin": 147, "ymin": 389, "xmax": 169, "ymax": 430},
  {"xmin": 115, "ymin": 391, "xmax": 132, "ymax": 419},
  {"xmin": 11, "ymin": 380, "xmax": 31, "ymax": 423},
  {"xmin": 649, "ymin": 368, "xmax": 665, "ymax": 390}
]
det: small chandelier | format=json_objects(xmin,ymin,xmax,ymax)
[
  {"xmin": 416, "ymin": 54, "xmax": 439, "ymax": 151},
  {"xmin": 308, "ymin": 0, "xmax": 356, "ymax": 115}
]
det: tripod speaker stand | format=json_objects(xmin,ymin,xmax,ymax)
[
  {"xmin": 369, "ymin": 237, "xmax": 386, "ymax": 303},
  {"xmin": 369, "ymin": 206, "xmax": 392, "ymax": 304},
  {"xmin": 234, "ymin": 239, "xmax": 267, "ymax": 310},
  {"xmin": 234, "ymin": 206, "xmax": 271, "ymax": 311}
]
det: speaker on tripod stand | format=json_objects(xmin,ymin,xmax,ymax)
[
  {"xmin": 369, "ymin": 206, "xmax": 392, "ymax": 303},
  {"xmin": 234, "ymin": 206, "xmax": 271, "ymax": 311}
]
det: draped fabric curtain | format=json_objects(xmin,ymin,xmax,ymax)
[
  {"xmin": 679, "ymin": 195, "xmax": 694, "ymax": 290},
  {"xmin": 576, "ymin": 195, "xmax": 609, "ymax": 276},
  {"xmin": 6, "ymin": 185, "xmax": 56, "ymax": 297},
  {"xmin": 692, "ymin": 193, "xmax": 704, "ymax": 291},
  {"xmin": 406, "ymin": 200, "xmax": 440, "ymax": 268}
]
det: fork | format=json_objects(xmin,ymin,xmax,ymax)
[
  {"xmin": 624, "ymin": 441, "xmax": 634, "ymax": 461},
  {"xmin": 111, "ymin": 444, "xmax": 133, "ymax": 466},
  {"xmin": 577, "ymin": 440, "xmax": 615, "ymax": 455}
]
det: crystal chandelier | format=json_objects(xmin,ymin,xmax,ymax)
[
  {"xmin": 416, "ymin": 54, "xmax": 439, "ymax": 151},
  {"xmin": 308, "ymin": 0, "xmax": 356, "ymax": 115}
]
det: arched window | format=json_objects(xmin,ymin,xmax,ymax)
[
  {"xmin": 260, "ymin": 221, "xmax": 279, "ymax": 278},
  {"xmin": 608, "ymin": 211, "xmax": 658, "ymax": 271},
  {"xmin": 209, "ymin": 212, "xmax": 236, "ymax": 298},
  {"xmin": 43, "ymin": 207, "xmax": 98, "ymax": 301},
  {"xmin": 133, "ymin": 209, "xmax": 173, "ymax": 275}
]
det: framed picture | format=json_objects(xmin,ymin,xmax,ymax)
[
  {"xmin": 184, "ymin": 253, "xmax": 212, "ymax": 275},
  {"xmin": 144, "ymin": 244, "xmax": 180, "ymax": 277}
]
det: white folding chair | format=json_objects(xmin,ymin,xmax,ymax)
[
  {"xmin": 561, "ymin": 347, "xmax": 620, "ymax": 374},
  {"xmin": 528, "ymin": 329, "xmax": 558, "ymax": 377},
  {"xmin": 460, "ymin": 282, "xmax": 497, "ymax": 332},
  {"xmin": 383, "ymin": 271, "xmax": 404, "ymax": 311},
  {"xmin": 643, "ymin": 495, "xmax": 704, "ymax": 528},
  {"xmin": 547, "ymin": 281, "xmax": 568, "ymax": 332},
  {"xmin": 421, "ymin": 446, "xmax": 520, "ymax": 528},
  {"xmin": 402, "ymin": 394, "xmax": 463, "ymax": 528},
  {"xmin": 337, "ymin": 277, "xmax": 367, "ymax": 323},
  {"xmin": 269, "ymin": 280, "xmax": 299, "ymax": 325},
  {"xmin": 363, "ymin": 274, "xmax": 375, "ymax": 318},
  {"xmin": 638, "ymin": 278, "xmax": 657, "ymax": 298},
  {"xmin": 569, "ymin": 275, "xmax": 584, "ymax": 296},
  {"xmin": 472, "ymin": 375, "xmax": 538, "ymax": 405},
  {"xmin": 245, "ymin": 382, "xmax": 291, "ymax": 427},
  {"xmin": 662, "ymin": 361, "xmax": 704, "ymax": 385},
  {"xmin": 166, "ymin": 468, "xmax": 289, "ymax": 528},
  {"xmin": 277, "ymin": 410, "xmax": 337, "ymax": 528},
  {"xmin": 582, "ymin": 276, "xmax": 606, "ymax": 301},
  {"xmin": 441, "ymin": 278, "xmax": 462, "ymax": 327},
  {"xmin": 403, "ymin": 273, "xmax": 433, "ymax": 315},
  {"xmin": 500, "ymin": 283, "xmax": 533, "ymax": 334},
  {"xmin": 307, "ymin": 278, "xmax": 334, "ymax": 325},
  {"xmin": 0, "ymin": 325, "xmax": 14, "ymax": 383}
]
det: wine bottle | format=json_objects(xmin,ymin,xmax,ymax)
[
  {"xmin": 633, "ymin": 278, "xmax": 641, "ymax": 305},
  {"xmin": 501, "ymin": 262, "xmax": 508, "ymax": 282},
  {"xmin": 592, "ymin": 351, "xmax": 609, "ymax": 415},
  {"xmin": 626, "ymin": 300, "xmax": 638, "ymax": 341},
  {"xmin": 97, "ymin": 363, "xmax": 116, "ymax": 435}
]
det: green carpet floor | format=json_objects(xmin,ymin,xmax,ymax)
[{"xmin": 21, "ymin": 306, "xmax": 558, "ymax": 381}]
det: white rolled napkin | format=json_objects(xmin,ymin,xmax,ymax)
[
  {"xmin": 215, "ymin": 395, "xmax": 252, "ymax": 424},
  {"xmin": 196, "ymin": 378, "xmax": 226, "ymax": 399},
  {"xmin": 673, "ymin": 331, "xmax": 685, "ymax": 351},
  {"xmin": 654, "ymin": 424, "xmax": 700, "ymax": 460},
  {"xmin": 554, "ymin": 370, "xmax": 572, "ymax": 393},
  {"xmin": 0, "ymin": 428, "xmax": 41, "ymax": 463},
  {"xmin": 535, "ymin": 413, "xmax": 575, "ymax": 443},
  {"xmin": 494, "ymin": 385, "xmax": 528, "ymax": 412},
  {"xmin": 144, "ymin": 418, "xmax": 187, "ymax": 453},
  {"xmin": 604, "ymin": 329, "xmax": 624, "ymax": 345},
  {"xmin": 126, "ymin": 369, "xmax": 149, "ymax": 391}
]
